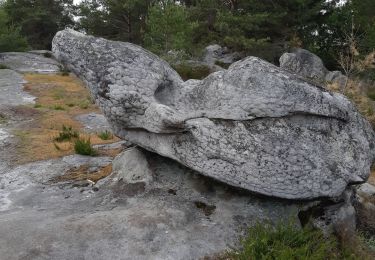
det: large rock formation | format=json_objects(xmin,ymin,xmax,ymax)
[{"xmin": 52, "ymin": 29, "xmax": 375, "ymax": 200}]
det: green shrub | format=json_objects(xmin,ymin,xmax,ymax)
[
  {"xmin": 52, "ymin": 105, "xmax": 65, "ymax": 110},
  {"xmin": 33, "ymin": 103, "xmax": 42, "ymax": 108},
  {"xmin": 74, "ymin": 137, "xmax": 97, "ymax": 156},
  {"xmin": 54, "ymin": 125, "xmax": 79, "ymax": 142},
  {"xmin": 0, "ymin": 114, "xmax": 7, "ymax": 124},
  {"xmin": 98, "ymin": 130, "xmax": 113, "ymax": 140},
  {"xmin": 215, "ymin": 60, "xmax": 231, "ymax": 69},
  {"xmin": 172, "ymin": 63, "xmax": 211, "ymax": 81},
  {"xmin": 367, "ymin": 91, "xmax": 375, "ymax": 101},
  {"xmin": 229, "ymin": 221, "xmax": 339, "ymax": 260},
  {"xmin": 0, "ymin": 64, "xmax": 8, "ymax": 69}
]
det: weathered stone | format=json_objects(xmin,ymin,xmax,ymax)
[
  {"xmin": 203, "ymin": 44, "xmax": 241, "ymax": 67},
  {"xmin": 280, "ymin": 48, "xmax": 329, "ymax": 83},
  {"xmin": 0, "ymin": 52, "xmax": 60, "ymax": 73},
  {"xmin": 111, "ymin": 147, "xmax": 153, "ymax": 185},
  {"xmin": 52, "ymin": 29, "xmax": 375, "ymax": 200}
]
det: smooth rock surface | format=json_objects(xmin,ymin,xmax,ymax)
[
  {"xmin": 0, "ymin": 152, "xmax": 298, "ymax": 260},
  {"xmin": 75, "ymin": 112, "xmax": 112, "ymax": 133},
  {"xmin": 111, "ymin": 147, "xmax": 154, "ymax": 185},
  {"xmin": 0, "ymin": 69, "xmax": 35, "ymax": 106},
  {"xmin": 0, "ymin": 52, "xmax": 60, "ymax": 73},
  {"xmin": 53, "ymin": 29, "xmax": 375, "ymax": 200}
]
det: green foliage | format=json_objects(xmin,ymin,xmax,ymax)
[
  {"xmin": 33, "ymin": 103, "xmax": 42, "ymax": 108},
  {"xmin": 215, "ymin": 60, "xmax": 230, "ymax": 69},
  {"xmin": 0, "ymin": 64, "xmax": 9, "ymax": 69},
  {"xmin": 3, "ymin": 0, "xmax": 74, "ymax": 49},
  {"xmin": 54, "ymin": 125, "xmax": 79, "ymax": 142},
  {"xmin": 97, "ymin": 130, "xmax": 113, "ymax": 140},
  {"xmin": 229, "ymin": 221, "xmax": 340, "ymax": 260},
  {"xmin": 367, "ymin": 91, "xmax": 375, "ymax": 101},
  {"xmin": 52, "ymin": 104, "xmax": 65, "ymax": 110},
  {"xmin": 0, "ymin": 6, "xmax": 28, "ymax": 52},
  {"xmin": 144, "ymin": 1, "xmax": 198, "ymax": 55},
  {"xmin": 172, "ymin": 63, "xmax": 211, "ymax": 81},
  {"xmin": 74, "ymin": 137, "xmax": 97, "ymax": 156},
  {"xmin": 78, "ymin": 0, "xmax": 152, "ymax": 43}
]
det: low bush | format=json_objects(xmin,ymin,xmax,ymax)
[
  {"xmin": 228, "ymin": 222, "xmax": 340, "ymax": 260},
  {"xmin": 215, "ymin": 60, "xmax": 231, "ymax": 69},
  {"xmin": 54, "ymin": 125, "xmax": 79, "ymax": 142},
  {"xmin": 98, "ymin": 130, "xmax": 113, "ymax": 140},
  {"xmin": 74, "ymin": 137, "xmax": 97, "ymax": 156},
  {"xmin": 0, "ymin": 64, "xmax": 8, "ymax": 69},
  {"xmin": 52, "ymin": 105, "xmax": 65, "ymax": 110}
]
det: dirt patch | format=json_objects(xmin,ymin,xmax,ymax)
[{"xmin": 12, "ymin": 74, "xmax": 121, "ymax": 164}]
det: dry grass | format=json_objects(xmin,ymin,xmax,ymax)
[
  {"xmin": 327, "ymin": 80, "xmax": 375, "ymax": 128},
  {"xmin": 50, "ymin": 164, "xmax": 113, "ymax": 183},
  {"xmin": 369, "ymin": 169, "xmax": 375, "ymax": 186},
  {"xmin": 14, "ymin": 74, "xmax": 120, "ymax": 164}
]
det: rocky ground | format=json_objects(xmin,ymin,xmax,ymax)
[{"xmin": 0, "ymin": 52, "xmax": 301, "ymax": 260}]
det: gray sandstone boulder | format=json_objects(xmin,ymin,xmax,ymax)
[
  {"xmin": 111, "ymin": 147, "xmax": 153, "ymax": 186},
  {"xmin": 280, "ymin": 48, "xmax": 329, "ymax": 83},
  {"xmin": 52, "ymin": 29, "xmax": 375, "ymax": 200},
  {"xmin": 203, "ymin": 44, "xmax": 241, "ymax": 67}
]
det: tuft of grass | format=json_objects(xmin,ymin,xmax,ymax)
[
  {"xmin": 53, "ymin": 142, "xmax": 61, "ymax": 151},
  {"xmin": 0, "ymin": 114, "xmax": 7, "ymax": 124},
  {"xmin": 54, "ymin": 125, "xmax": 79, "ymax": 142},
  {"xmin": 66, "ymin": 103, "xmax": 75, "ymax": 107},
  {"xmin": 0, "ymin": 64, "xmax": 9, "ymax": 69},
  {"xmin": 97, "ymin": 130, "xmax": 113, "ymax": 140},
  {"xmin": 227, "ymin": 221, "xmax": 341, "ymax": 260},
  {"xmin": 33, "ymin": 103, "xmax": 42, "ymax": 108},
  {"xmin": 52, "ymin": 105, "xmax": 65, "ymax": 110},
  {"xmin": 79, "ymin": 101, "xmax": 90, "ymax": 109},
  {"xmin": 74, "ymin": 137, "xmax": 97, "ymax": 156}
]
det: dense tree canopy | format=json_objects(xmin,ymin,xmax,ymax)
[
  {"xmin": 0, "ymin": 0, "xmax": 373, "ymax": 69},
  {"xmin": 3, "ymin": 0, "xmax": 74, "ymax": 49}
]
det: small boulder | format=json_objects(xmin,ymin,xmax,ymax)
[
  {"xmin": 280, "ymin": 48, "xmax": 329, "ymax": 83},
  {"xmin": 112, "ymin": 147, "xmax": 153, "ymax": 185}
]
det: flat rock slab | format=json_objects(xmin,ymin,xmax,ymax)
[
  {"xmin": 0, "ymin": 152, "xmax": 299, "ymax": 260},
  {"xmin": 0, "ymin": 52, "xmax": 60, "ymax": 73},
  {"xmin": 75, "ymin": 112, "xmax": 112, "ymax": 133},
  {"xmin": 0, "ymin": 69, "xmax": 35, "ymax": 106}
]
